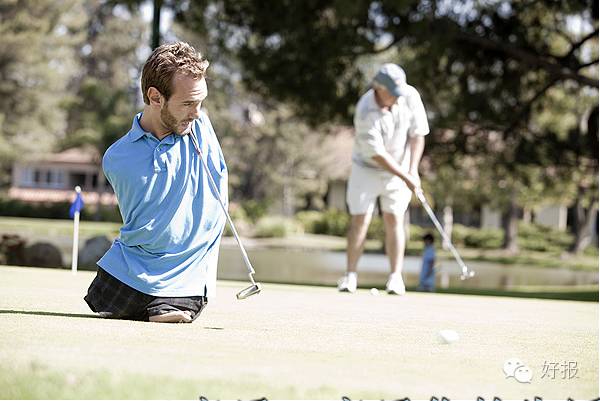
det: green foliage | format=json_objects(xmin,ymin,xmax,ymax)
[
  {"xmin": 240, "ymin": 200, "xmax": 270, "ymax": 223},
  {"xmin": 253, "ymin": 216, "xmax": 303, "ymax": 238},
  {"xmin": 0, "ymin": 0, "xmax": 81, "ymax": 185},
  {"xmin": 296, "ymin": 211, "xmax": 584, "ymax": 254},
  {"xmin": 295, "ymin": 211, "xmax": 323, "ymax": 234},
  {"xmin": 411, "ymin": 223, "xmax": 503, "ymax": 249},
  {"xmin": 0, "ymin": 197, "xmax": 121, "ymax": 222},
  {"xmin": 463, "ymin": 229, "xmax": 504, "ymax": 249},
  {"xmin": 60, "ymin": 2, "xmax": 147, "ymax": 155},
  {"xmin": 176, "ymin": 0, "xmax": 598, "ymax": 251},
  {"xmin": 222, "ymin": 202, "xmax": 250, "ymax": 237},
  {"xmin": 366, "ymin": 216, "xmax": 384, "ymax": 241},
  {"xmin": 0, "ymin": 198, "xmax": 69, "ymax": 220},
  {"xmin": 296, "ymin": 209, "xmax": 405, "ymax": 241},
  {"xmin": 517, "ymin": 222, "xmax": 573, "ymax": 252},
  {"xmin": 311, "ymin": 209, "xmax": 350, "ymax": 237}
]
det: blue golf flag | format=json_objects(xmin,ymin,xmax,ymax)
[{"xmin": 69, "ymin": 192, "xmax": 84, "ymax": 218}]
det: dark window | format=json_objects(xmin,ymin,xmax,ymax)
[{"xmin": 70, "ymin": 173, "xmax": 86, "ymax": 188}]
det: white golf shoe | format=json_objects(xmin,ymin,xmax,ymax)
[
  {"xmin": 337, "ymin": 272, "xmax": 357, "ymax": 293},
  {"xmin": 385, "ymin": 273, "xmax": 406, "ymax": 295}
]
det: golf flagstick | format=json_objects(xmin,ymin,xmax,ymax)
[
  {"xmin": 70, "ymin": 186, "xmax": 84, "ymax": 275},
  {"xmin": 189, "ymin": 131, "xmax": 262, "ymax": 299},
  {"xmin": 414, "ymin": 189, "xmax": 475, "ymax": 280}
]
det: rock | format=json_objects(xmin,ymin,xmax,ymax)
[
  {"xmin": 0, "ymin": 234, "xmax": 27, "ymax": 266},
  {"xmin": 78, "ymin": 236, "xmax": 112, "ymax": 270},
  {"xmin": 25, "ymin": 242, "xmax": 63, "ymax": 268}
]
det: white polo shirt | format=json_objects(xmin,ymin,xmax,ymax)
[{"xmin": 352, "ymin": 86, "xmax": 430, "ymax": 170}]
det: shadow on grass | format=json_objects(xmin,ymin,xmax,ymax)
[
  {"xmin": 0, "ymin": 310, "xmax": 227, "ymax": 328},
  {"xmin": 0, "ymin": 310, "xmax": 101, "ymax": 319}
]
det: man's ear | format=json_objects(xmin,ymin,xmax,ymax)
[{"xmin": 147, "ymin": 87, "xmax": 164, "ymax": 107}]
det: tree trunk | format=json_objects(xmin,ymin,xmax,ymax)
[
  {"xmin": 502, "ymin": 191, "xmax": 519, "ymax": 253},
  {"xmin": 569, "ymin": 187, "xmax": 598, "ymax": 254},
  {"xmin": 522, "ymin": 207, "xmax": 532, "ymax": 224},
  {"xmin": 442, "ymin": 203, "xmax": 453, "ymax": 250}
]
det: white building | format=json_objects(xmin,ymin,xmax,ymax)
[{"xmin": 9, "ymin": 147, "xmax": 116, "ymax": 206}]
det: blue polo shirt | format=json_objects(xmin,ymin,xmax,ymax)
[{"xmin": 97, "ymin": 112, "xmax": 227, "ymax": 297}]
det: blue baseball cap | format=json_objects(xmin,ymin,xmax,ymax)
[{"xmin": 372, "ymin": 63, "xmax": 408, "ymax": 97}]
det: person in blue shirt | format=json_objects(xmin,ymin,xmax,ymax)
[
  {"xmin": 417, "ymin": 233, "xmax": 436, "ymax": 292},
  {"xmin": 84, "ymin": 42, "xmax": 228, "ymax": 323}
]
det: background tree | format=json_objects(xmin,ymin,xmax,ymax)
[
  {"xmin": 0, "ymin": 0, "xmax": 81, "ymax": 185},
  {"xmin": 60, "ymin": 0, "xmax": 148, "ymax": 155},
  {"xmin": 176, "ymin": 0, "xmax": 598, "ymax": 249}
]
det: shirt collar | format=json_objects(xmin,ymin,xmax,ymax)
[
  {"xmin": 367, "ymin": 89, "xmax": 398, "ymax": 113},
  {"xmin": 128, "ymin": 112, "xmax": 179, "ymax": 144},
  {"xmin": 127, "ymin": 113, "xmax": 149, "ymax": 143}
]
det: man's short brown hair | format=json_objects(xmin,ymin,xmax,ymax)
[{"xmin": 141, "ymin": 42, "xmax": 209, "ymax": 105}]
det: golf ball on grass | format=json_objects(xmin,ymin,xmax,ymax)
[
  {"xmin": 438, "ymin": 329, "xmax": 459, "ymax": 344},
  {"xmin": 370, "ymin": 288, "xmax": 380, "ymax": 296}
]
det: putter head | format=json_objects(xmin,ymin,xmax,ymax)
[
  {"xmin": 236, "ymin": 283, "xmax": 262, "ymax": 300},
  {"xmin": 460, "ymin": 270, "xmax": 476, "ymax": 280}
]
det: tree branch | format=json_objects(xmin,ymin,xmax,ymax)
[
  {"xmin": 504, "ymin": 78, "xmax": 560, "ymax": 137},
  {"xmin": 456, "ymin": 30, "xmax": 599, "ymax": 88},
  {"xmin": 578, "ymin": 59, "xmax": 599, "ymax": 70},
  {"xmin": 563, "ymin": 29, "xmax": 599, "ymax": 60}
]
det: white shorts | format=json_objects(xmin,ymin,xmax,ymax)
[{"xmin": 346, "ymin": 163, "xmax": 412, "ymax": 216}]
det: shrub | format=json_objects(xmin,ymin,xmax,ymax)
[
  {"xmin": 241, "ymin": 200, "xmax": 270, "ymax": 223},
  {"xmin": 463, "ymin": 229, "xmax": 503, "ymax": 249},
  {"xmin": 253, "ymin": 216, "xmax": 303, "ymax": 238},
  {"xmin": 366, "ymin": 216, "xmax": 384, "ymax": 240},
  {"xmin": 312, "ymin": 209, "xmax": 350, "ymax": 237},
  {"xmin": 295, "ymin": 211, "xmax": 323, "ymax": 233},
  {"xmin": 517, "ymin": 223, "xmax": 572, "ymax": 250},
  {"xmin": 448, "ymin": 224, "xmax": 470, "ymax": 247},
  {"xmin": 223, "ymin": 203, "xmax": 250, "ymax": 237},
  {"xmin": 0, "ymin": 197, "xmax": 121, "ymax": 222}
]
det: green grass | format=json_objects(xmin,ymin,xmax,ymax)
[
  {"xmin": 0, "ymin": 362, "xmax": 344, "ymax": 400},
  {"xmin": 408, "ymin": 285, "xmax": 599, "ymax": 302},
  {"xmin": 1, "ymin": 267, "xmax": 598, "ymax": 398}
]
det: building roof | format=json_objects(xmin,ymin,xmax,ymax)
[{"xmin": 27, "ymin": 146, "xmax": 101, "ymax": 165}]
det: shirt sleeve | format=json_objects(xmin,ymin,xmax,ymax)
[
  {"xmin": 353, "ymin": 108, "xmax": 387, "ymax": 160},
  {"xmin": 405, "ymin": 86, "xmax": 430, "ymax": 137},
  {"xmin": 102, "ymin": 150, "xmax": 115, "ymax": 188}
]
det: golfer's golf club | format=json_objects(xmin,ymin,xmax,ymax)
[
  {"xmin": 415, "ymin": 189, "xmax": 475, "ymax": 280},
  {"xmin": 190, "ymin": 132, "xmax": 262, "ymax": 299}
]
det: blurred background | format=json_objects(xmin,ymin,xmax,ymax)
[{"xmin": 0, "ymin": 0, "xmax": 597, "ymax": 298}]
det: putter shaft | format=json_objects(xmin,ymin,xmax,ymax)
[
  {"xmin": 415, "ymin": 190, "xmax": 475, "ymax": 280},
  {"xmin": 190, "ymin": 132, "xmax": 261, "ymax": 298}
]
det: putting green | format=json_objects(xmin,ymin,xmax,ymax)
[{"xmin": 0, "ymin": 266, "xmax": 597, "ymax": 399}]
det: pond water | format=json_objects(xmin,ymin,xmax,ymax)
[{"xmin": 218, "ymin": 245, "xmax": 599, "ymax": 290}]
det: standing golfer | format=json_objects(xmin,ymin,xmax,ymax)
[
  {"xmin": 338, "ymin": 63, "xmax": 429, "ymax": 295},
  {"xmin": 84, "ymin": 42, "xmax": 227, "ymax": 323}
]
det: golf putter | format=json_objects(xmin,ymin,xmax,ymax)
[
  {"xmin": 189, "ymin": 132, "xmax": 262, "ymax": 299},
  {"xmin": 415, "ymin": 189, "xmax": 475, "ymax": 280}
]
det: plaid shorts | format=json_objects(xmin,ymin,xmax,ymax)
[{"xmin": 84, "ymin": 268, "xmax": 207, "ymax": 322}]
